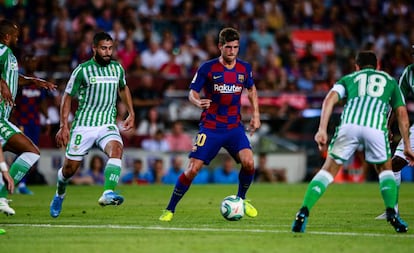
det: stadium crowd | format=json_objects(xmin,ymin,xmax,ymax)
[{"xmin": 1, "ymin": 0, "xmax": 414, "ymax": 183}]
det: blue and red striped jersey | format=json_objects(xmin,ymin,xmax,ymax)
[
  {"xmin": 190, "ymin": 58, "xmax": 254, "ymax": 129},
  {"xmin": 13, "ymin": 84, "xmax": 46, "ymax": 125}
]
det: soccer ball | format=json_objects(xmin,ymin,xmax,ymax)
[{"xmin": 220, "ymin": 195, "xmax": 244, "ymax": 221}]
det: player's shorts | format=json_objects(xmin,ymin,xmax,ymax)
[
  {"xmin": 0, "ymin": 118, "xmax": 22, "ymax": 147},
  {"xmin": 328, "ymin": 123, "xmax": 390, "ymax": 164},
  {"xmin": 189, "ymin": 125, "xmax": 251, "ymax": 165},
  {"xmin": 66, "ymin": 124, "xmax": 123, "ymax": 161},
  {"xmin": 393, "ymin": 124, "xmax": 414, "ymax": 161}
]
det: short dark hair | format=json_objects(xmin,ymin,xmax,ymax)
[
  {"xmin": 0, "ymin": 19, "xmax": 18, "ymax": 41},
  {"xmin": 93, "ymin": 32, "xmax": 113, "ymax": 46},
  {"xmin": 355, "ymin": 51, "xmax": 377, "ymax": 69},
  {"xmin": 218, "ymin": 27, "xmax": 240, "ymax": 45}
]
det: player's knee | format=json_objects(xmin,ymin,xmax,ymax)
[
  {"xmin": 105, "ymin": 141, "xmax": 123, "ymax": 158},
  {"xmin": 63, "ymin": 160, "xmax": 82, "ymax": 177},
  {"xmin": 241, "ymin": 159, "xmax": 254, "ymax": 171}
]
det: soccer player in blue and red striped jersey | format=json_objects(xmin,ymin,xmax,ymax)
[{"xmin": 159, "ymin": 27, "xmax": 261, "ymax": 221}]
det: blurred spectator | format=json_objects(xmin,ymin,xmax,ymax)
[
  {"xmin": 298, "ymin": 42, "xmax": 319, "ymax": 70},
  {"xmin": 150, "ymin": 158, "xmax": 165, "ymax": 184},
  {"xmin": 162, "ymin": 156, "xmax": 185, "ymax": 184},
  {"xmin": 159, "ymin": 48, "xmax": 186, "ymax": 79},
  {"xmin": 192, "ymin": 167, "xmax": 211, "ymax": 184},
  {"xmin": 249, "ymin": 18, "xmax": 278, "ymax": 58},
  {"xmin": 49, "ymin": 25, "xmax": 74, "ymax": 73},
  {"xmin": 71, "ymin": 6, "xmax": 96, "ymax": 37},
  {"xmin": 136, "ymin": 106, "xmax": 165, "ymax": 137},
  {"xmin": 50, "ymin": 6, "xmax": 72, "ymax": 36},
  {"xmin": 108, "ymin": 19, "xmax": 127, "ymax": 44},
  {"xmin": 71, "ymin": 154, "xmax": 105, "ymax": 185},
  {"xmin": 71, "ymin": 26, "xmax": 94, "ymax": 66},
  {"xmin": 164, "ymin": 121, "xmax": 194, "ymax": 152},
  {"xmin": 117, "ymin": 37, "xmax": 138, "ymax": 70},
  {"xmin": 32, "ymin": 16, "xmax": 54, "ymax": 71},
  {"xmin": 141, "ymin": 129, "xmax": 171, "ymax": 152},
  {"xmin": 264, "ymin": 0, "xmax": 286, "ymax": 32},
  {"xmin": 132, "ymin": 73, "xmax": 162, "ymax": 120},
  {"xmin": 121, "ymin": 158, "xmax": 153, "ymax": 184},
  {"xmin": 297, "ymin": 65, "xmax": 315, "ymax": 92},
  {"xmin": 254, "ymin": 153, "xmax": 286, "ymax": 183},
  {"xmin": 128, "ymin": 54, "xmax": 148, "ymax": 75},
  {"xmin": 212, "ymin": 156, "xmax": 239, "ymax": 184},
  {"xmin": 96, "ymin": 6, "xmax": 114, "ymax": 32},
  {"xmin": 140, "ymin": 39, "xmax": 170, "ymax": 73},
  {"xmin": 137, "ymin": 0, "xmax": 161, "ymax": 19},
  {"xmin": 86, "ymin": 154, "xmax": 105, "ymax": 185}
]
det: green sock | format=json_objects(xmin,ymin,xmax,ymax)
[
  {"xmin": 0, "ymin": 158, "xmax": 31, "ymax": 198},
  {"xmin": 56, "ymin": 168, "xmax": 69, "ymax": 196},
  {"xmin": 394, "ymin": 171, "xmax": 401, "ymax": 207},
  {"xmin": 302, "ymin": 170, "xmax": 333, "ymax": 211},
  {"xmin": 379, "ymin": 170, "xmax": 397, "ymax": 209},
  {"xmin": 104, "ymin": 158, "xmax": 121, "ymax": 191}
]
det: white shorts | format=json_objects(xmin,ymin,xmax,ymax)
[
  {"xmin": 0, "ymin": 118, "xmax": 22, "ymax": 146},
  {"xmin": 394, "ymin": 124, "xmax": 414, "ymax": 161},
  {"xmin": 66, "ymin": 124, "xmax": 123, "ymax": 161},
  {"xmin": 328, "ymin": 124, "xmax": 390, "ymax": 164}
]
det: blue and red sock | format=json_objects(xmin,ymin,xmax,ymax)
[
  {"xmin": 166, "ymin": 173, "xmax": 192, "ymax": 212},
  {"xmin": 237, "ymin": 168, "xmax": 255, "ymax": 199}
]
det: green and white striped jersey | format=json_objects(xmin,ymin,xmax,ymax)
[
  {"xmin": 0, "ymin": 43, "xmax": 19, "ymax": 119},
  {"xmin": 66, "ymin": 58, "xmax": 126, "ymax": 127},
  {"xmin": 398, "ymin": 63, "xmax": 414, "ymax": 97},
  {"xmin": 332, "ymin": 68, "xmax": 405, "ymax": 131}
]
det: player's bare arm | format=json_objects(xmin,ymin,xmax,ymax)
[
  {"xmin": 315, "ymin": 90, "xmax": 339, "ymax": 151},
  {"xmin": 18, "ymin": 74, "xmax": 57, "ymax": 90},
  {"xmin": 189, "ymin": 89, "xmax": 212, "ymax": 109},
  {"xmin": 247, "ymin": 85, "xmax": 260, "ymax": 136},
  {"xmin": 395, "ymin": 106, "xmax": 414, "ymax": 166},
  {"xmin": 118, "ymin": 86, "xmax": 135, "ymax": 131},
  {"xmin": 55, "ymin": 92, "xmax": 72, "ymax": 148},
  {"xmin": 0, "ymin": 78, "xmax": 13, "ymax": 106}
]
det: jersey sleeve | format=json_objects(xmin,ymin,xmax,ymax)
[
  {"xmin": 189, "ymin": 63, "xmax": 208, "ymax": 92},
  {"xmin": 65, "ymin": 65, "xmax": 84, "ymax": 96},
  {"xmin": 0, "ymin": 50, "xmax": 6, "ymax": 76},
  {"xmin": 118, "ymin": 63, "xmax": 126, "ymax": 89},
  {"xmin": 331, "ymin": 83, "xmax": 346, "ymax": 99},
  {"xmin": 390, "ymin": 81, "xmax": 406, "ymax": 109},
  {"xmin": 398, "ymin": 65, "xmax": 414, "ymax": 98},
  {"xmin": 245, "ymin": 63, "xmax": 254, "ymax": 89}
]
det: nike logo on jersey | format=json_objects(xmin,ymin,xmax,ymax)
[{"xmin": 213, "ymin": 75, "xmax": 222, "ymax": 79}]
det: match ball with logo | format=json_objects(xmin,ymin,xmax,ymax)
[{"xmin": 220, "ymin": 195, "xmax": 244, "ymax": 221}]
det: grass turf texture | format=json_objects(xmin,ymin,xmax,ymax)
[{"xmin": 1, "ymin": 183, "xmax": 413, "ymax": 253}]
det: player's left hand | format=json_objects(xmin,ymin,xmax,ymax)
[
  {"xmin": 122, "ymin": 114, "xmax": 135, "ymax": 131},
  {"xmin": 403, "ymin": 147, "xmax": 414, "ymax": 166},
  {"xmin": 314, "ymin": 129, "xmax": 328, "ymax": 152},
  {"xmin": 248, "ymin": 115, "xmax": 261, "ymax": 136},
  {"xmin": 1, "ymin": 171, "xmax": 14, "ymax": 194}
]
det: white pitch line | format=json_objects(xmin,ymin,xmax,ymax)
[{"xmin": 2, "ymin": 223, "xmax": 414, "ymax": 238}]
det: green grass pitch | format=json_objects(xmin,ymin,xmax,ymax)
[{"xmin": 1, "ymin": 183, "xmax": 413, "ymax": 253}]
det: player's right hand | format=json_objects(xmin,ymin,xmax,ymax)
[
  {"xmin": 0, "ymin": 79, "xmax": 14, "ymax": 106},
  {"xmin": 55, "ymin": 126, "xmax": 70, "ymax": 148},
  {"xmin": 199, "ymin": 99, "xmax": 212, "ymax": 109},
  {"xmin": 314, "ymin": 130, "xmax": 328, "ymax": 152}
]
